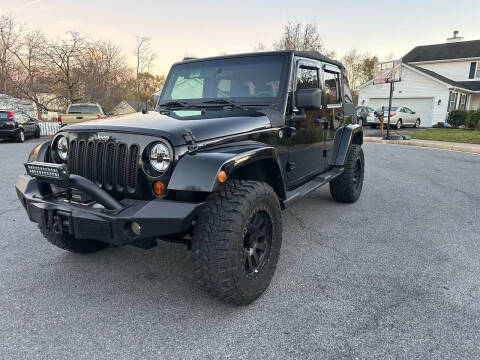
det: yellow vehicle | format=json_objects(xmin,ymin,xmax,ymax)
[{"xmin": 57, "ymin": 103, "xmax": 104, "ymax": 126}]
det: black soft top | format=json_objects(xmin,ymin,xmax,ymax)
[{"xmin": 175, "ymin": 50, "xmax": 344, "ymax": 70}]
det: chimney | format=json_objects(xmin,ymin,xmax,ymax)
[{"xmin": 447, "ymin": 30, "xmax": 463, "ymax": 43}]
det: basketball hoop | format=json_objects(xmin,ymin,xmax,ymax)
[{"xmin": 373, "ymin": 60, "xmax": 402, "ymax": 139}]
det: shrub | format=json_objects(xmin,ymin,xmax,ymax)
[
  {"xmin": 432, "ymin": 122, "xmax": 445, "ymax": 128},
  {"xmin": 466, "ymin": 110, "xmax": 480, "ymax": 129},
  {"xmin": 447, "ymin": 110, "xmax": 468, "ymax": 127}
]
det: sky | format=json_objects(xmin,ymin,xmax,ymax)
[{"xmin": 1, "ymin": 0, "xmax": 479, "ymax": 75}]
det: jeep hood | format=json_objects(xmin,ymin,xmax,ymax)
[{"xmin": 62, "ymin": 109, "xmax": 273, "ymax": 146}]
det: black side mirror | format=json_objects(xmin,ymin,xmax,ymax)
[{"xmin": 296, "ymin": 88, "xmax": 322, "ymax": 110}]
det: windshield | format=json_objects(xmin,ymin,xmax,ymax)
[
  {"xmin": 377, "ymin": 106, "xmax": 398, "ymax": 112},
  {"xmin": 0, "ymin": 111, "xmax": 11, "ymax": 119},
  {"xmin": 68, "ymin": 105, "xmax": 101, "ymax": 114},
  {"xmin": 160, "ymin": 55, "xmax": 289, "ymax": 106}
]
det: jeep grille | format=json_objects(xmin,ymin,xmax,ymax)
[{"xmin": 68, "ymin": 139, "xmax": 139, "ymax": 193}]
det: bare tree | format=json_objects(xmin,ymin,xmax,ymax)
[
  {"xmin": 273, "ymin": 22, "xmax": 335, "ymax": 58},
  {"xmin": 0, "ymin": 14, "xmax": 23, "ymax": 94},
  {"xmin": 134, "ymin": 36, "xmax": 156, "ymax": 101},
  {"xmin": 41, "ymin": 31, "xmax": 86, "ymax": 106},
  {"xmin": 134, "ymin": 36, "xmax": 156, "ymax": 76},
  {"xmin": 253, "ymin": 42, "xmax": 268, "ymax": 52},
  {"xmin": 341, "ymin": 49, "xmax": 379, "ymax": 89},
  {"xmin": 79, "ymin": 39, "xmax": 132, "ymax": 111},
  {"xmin": 7, "ymin": 29, "xmax": 58, "ymax": 118}
]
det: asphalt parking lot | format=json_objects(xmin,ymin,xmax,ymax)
[{"xmin": 1, "ymin": 138, "xmax": 479, "ymax": 359}]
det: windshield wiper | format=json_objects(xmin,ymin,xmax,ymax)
[
  {"xmin": 201, "ymin": 99, "xmax": 249, "ymax": 111},
  {"xmin": 157, "ymin": 101, "xmax": 188, "ymax": 109}
]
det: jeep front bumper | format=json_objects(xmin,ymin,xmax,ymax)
[{"xmin": 15, "ymin": 172, "xmax": 203, "ymax": 246}]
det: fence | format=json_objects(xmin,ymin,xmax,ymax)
[{"xmin": 39, "ymin": 121, "xmax": 60, "ymax": 136}]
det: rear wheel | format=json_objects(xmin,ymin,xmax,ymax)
[
  {"xmin": 329, "ymin": 144, "xmax": 364, "ymax": 203},
  {"xmin": 396, "ymin": 120, "xmax": 402, "ymax": 129},
  {"xmin": 414, "ymin": 119, "xmax": 420, "ymax": 128},
  {"xmin": 17, "ymin": 129, "xmax": 25, "ymax": 143},
  {"xmin": 192, "ymin": 180, "xmax": 282, "ymax": 305},
  {"xmin": 34, "ymin": 126, "xmax": 41, "ymax": 138}
]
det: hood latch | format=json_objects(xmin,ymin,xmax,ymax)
[{"xmin": 183, "ymin": 128, "xmax": 198, "ymax": 153}]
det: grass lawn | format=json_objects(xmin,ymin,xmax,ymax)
[{"xmin": 400, "ymin": 129, "xmax": 480, "ymax": 144}]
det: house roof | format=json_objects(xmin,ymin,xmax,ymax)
[
  {"xmin": 405, "ymin": 63, "xmax": 480, "ymax": 92},
  {"xmin": 402, "ymin": 39, "xmax": 480, "ymax": 63},
  {"xmin": 126, "ymin": 100, "xmax": 153, "ymax": 111}
]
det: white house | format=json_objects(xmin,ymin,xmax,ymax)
[{"xmin": 356, "ymin": 33, "xmax": 480, "ymax": 127}]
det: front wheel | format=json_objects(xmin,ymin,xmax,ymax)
[
  {"xmin": 329, "ymin": 144, "xmax": 364, "ymax": 203},
  {"xmin": 192, "ymin": 180, "xmax": 282, "ymax": 305}
]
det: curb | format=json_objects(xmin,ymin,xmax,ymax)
[{"xmin": 364, "ymin": 137, "xmax": 480, "ymax": 154}]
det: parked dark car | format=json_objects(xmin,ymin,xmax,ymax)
[
  {"xmin": 355, "ymin": 105, "xmax": 375, "ymax": 126},
  {"xmin": 16, "ymin": 51, "xmax": 364, "ymax": 305},
  {"xmin": 0, "ymin": 110, "xmax": 40, "ymax": 142}
]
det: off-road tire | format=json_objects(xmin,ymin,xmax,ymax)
[
  {"xmin": 192, "ymin": 180, "xmax": 282, "ymax": 305},
  {"xmin": 17, "ymin": 129, "xmax": 25, "ymax": 143},
  {"xmin": 329, "ymin": 144, "xmax": 364, "ymax": 203},
  {"xmin": 41, "ymin": 227, "xmax": 109, "ymax": 253}
]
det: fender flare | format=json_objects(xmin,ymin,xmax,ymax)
[
  {"xmin": 168, "ymin": 145, "xmax": 286, "ymax": 198},
  {"xmin": 27, "ymin": 140, "xmax": 51, "ymax": 162},
  {"xmin": 329, "ymin": 124, "xmax": 363, "ymax": 167}
]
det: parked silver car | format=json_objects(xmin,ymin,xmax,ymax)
[{"xmin": 368, "ymin": 106, "xmax": 421, "ymax": 129}]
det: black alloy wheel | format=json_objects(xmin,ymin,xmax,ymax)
[{"xmin": 243, "ymin": 209, "xmax": 272, "ymax": 274}]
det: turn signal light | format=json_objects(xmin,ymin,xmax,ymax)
[
  {"xmin": 57, "ymin": 115, "xmax": 62, "ymax": 125},
  {"xmin": 218, "ymin": 170, "xmax": 227, "ymax": 183},
  {"xmin": 389, "ymin": 113, "xmax": 397, "ymax": 117},
  {"xmin": 153, "ymin": 180, "xmax": 166, "ymax": 196},
  {"xmin": 97, "ymin": 114, "xmax": 101, "ymax": 119},
  {"xmin": 8, "ymin": 111, "xmax": 13, "ymax": 119}
]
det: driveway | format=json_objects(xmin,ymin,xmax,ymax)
[{"xmin": 1, "ymin": 140, "xmax": 479, "ymax": 359}]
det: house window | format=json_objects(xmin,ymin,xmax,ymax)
[
  {"xmin": 459, "ymin": 94, "xmax": 468, "ymax": 110},
  {"xmin": 448, "ymin": 91, "xmax": 457, "ymax": 111},
  {"xmin": 469, "ymin": 62, "xmax": 480, "ymax": 79}
]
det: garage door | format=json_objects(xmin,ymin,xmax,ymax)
[{"xmin": 367, "ymin": 98, "xmax": 434, "ymax": 127}]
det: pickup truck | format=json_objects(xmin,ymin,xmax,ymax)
[{"xmin": 58, "ymin": 103, "xmax": 104, "ymax": 126}]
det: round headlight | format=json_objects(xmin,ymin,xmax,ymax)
[
  {"xmin": 149, "ymin": 142, "xmax": 171, "ymax": 173},
  {"xmin": 56, "ymin": 136, "xmax": 68, "ymax": 161}
]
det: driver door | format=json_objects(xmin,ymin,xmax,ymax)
[{"xmin": 287, "ymin": 59, "xmax": 325, "ymax": 187}]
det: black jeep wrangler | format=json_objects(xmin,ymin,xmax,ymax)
[{"xmin": 16, "ymin": 51, "xmax": 364, "ymax": 305}]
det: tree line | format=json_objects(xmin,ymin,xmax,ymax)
[
  {"xmin": 0, "ymin": 14, "xmax": 163, "ymax": 118},
  {"xmin": 1, "ymin": 16, "xmax": 387, "ymax": 119},
  {"xmin": 257, "ymin": 22, "xmax": 388, "ymax": 92}
]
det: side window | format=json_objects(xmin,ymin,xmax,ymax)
[
  {"xmin": 324, "ymin": 71, "xmax": 340, "ymax": 105},
  {"xmin": 404, "ymin": 107, "xmax": 412, "ymax": 114},
  {"xmin": 343, "ymin": 77, "xmax": 353, "ymax": 104},
  {"xmin": 297, "ymin": 67, "xmax": 319, "ymax": 90}
]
